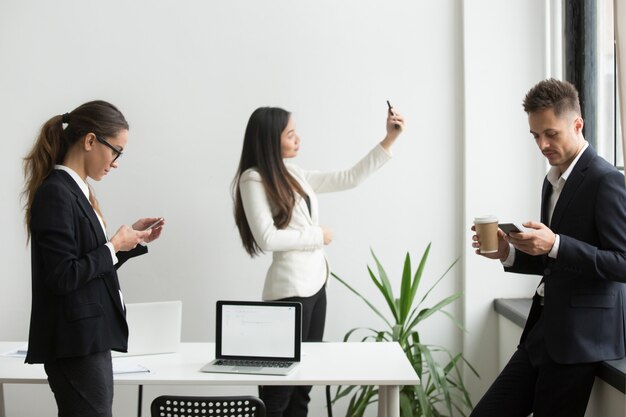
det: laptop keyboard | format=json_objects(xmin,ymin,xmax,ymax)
[{"xmin": 215, "ymin": 359, "xmax": 293, "ymax": 368}]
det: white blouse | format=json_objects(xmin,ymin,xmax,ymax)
[{"xmin": 239, "ymin": 144, "xmax": 392, "ymax": 300}]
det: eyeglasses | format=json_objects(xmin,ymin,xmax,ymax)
[{"xmin": 95, "ymin": 135, "xmax": 123, "ymax": 162}]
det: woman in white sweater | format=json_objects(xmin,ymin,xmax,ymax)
[{"xmin": 232, "ymin": 105, "xmax": 404, "ymax": 417}]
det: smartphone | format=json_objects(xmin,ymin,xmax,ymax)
[
  {"xmin": 498, "ymin": 223, "xmax": 528, "ymax": 235},
  {"xmin": 387, "ymin": 100, "xmax": 400, "ymax": 129},
  {"xmin": 143, "ymin": 217, "xmax": 164, "ymax": 231}
]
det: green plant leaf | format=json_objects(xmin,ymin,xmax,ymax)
[
  {"xmin": 460, "ymin": 355, "xmax": 480, "ymax": 378},
  {"xmin": 415, "ymin": 383, "xmax": 434, "ymax": 417},
  {"xmin": 417, "ymin": 256, "xmax": 459, "ymax": 308},
  {"xmin": 407, "ymin": 293, "xmax": 462, "ymax": 332},
  {"xmin": 409, "ymin": 243, "xmax": 431, "ymax": 310},
  {"xmin": 342, "ymin": 327, "xmax": 364, "ymax": 342},
  {"xmin": 439, "ymin": 309, "xmax": 469, "ymax": 333},
  {"xmin": 332, "ymin": 272, "xmax": 393, "ymax": 328},
  {"xmin": 410, "ymin": 332, "xmax": 423, "ymax": 377},
  {"xmin": 366, "ymin": 264, "xmax": 400, "ymax": 324},
  {"xmin": 370, "ymin": 249, "xmax": 400, "ymax": 322},
  {"xmin": 419, "ymin": 343, "xmax": 453, "ymax": 415},
  {"xmin": 400, "ymin": 390, "xmax": 414, "ymax": 416},
  {"xmin": 333, "ymin": 384, "xmax": 360, "ymax": 403},
  {"xmin": 353, "ymin": 385, "xmax": 375, "ymax": 417},
  {"xmin": 399, "ymin": 252, "xmax": 413, "ymax": 323},
  {"xmin": 333, "ymin": 248, "xmax": 476, "ymax": 417},
  {"xmin": 342, "ymin": 326, "xmax": 395, "ymax": 344},
  {"xmin": 391, "ymin": 324, "xmax": 403, "ymax": 342}
]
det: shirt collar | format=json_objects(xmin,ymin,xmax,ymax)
[
  {"xmin": 546, "ymin": 141, "xmax": 589, "ymax": 187},
  {"xmin": 55, "ymin": 165, "xmax": 90, "ymax": 201}
]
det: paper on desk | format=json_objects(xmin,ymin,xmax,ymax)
[
  {"xmin": 112, "ymin": 360, "xmax": 150, "ymax": 374},
  {"xmin": 1, "ymin": 345, "xmax": 149, "ymax": 374},
  {"xmin": 2, "ymin": 344, "xmax": 28, "ymax": 358}
]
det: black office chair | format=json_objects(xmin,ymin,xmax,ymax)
[{"xmin": 151, "ymin": 395, "xmax": 266, "ymax": 417}]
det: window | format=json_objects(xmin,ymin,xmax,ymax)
[
  {"xmin": 562, "ymin": 0, "xmax": 623, "ymax": 169},
  {"xmin": 597, "ymin": 0, "xmax": 623, "ymax": 169}
]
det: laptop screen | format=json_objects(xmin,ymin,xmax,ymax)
[{"xmin": 216, "ymin": 301, "xmax": 301, "ymax": 361}]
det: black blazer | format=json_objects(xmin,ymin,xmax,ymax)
[
  {"xmin": 26, "ymin": 170, "xmax": 147, "ymax": 364},
  {"xmin": 506, "ymin": 146, "xmax": 626, "ymax": 364}
]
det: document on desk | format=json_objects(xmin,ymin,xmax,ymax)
[
  {"xmin": 1, "ymin": 344, "xmax": 28, "ymax": 358},
  {"xmin": 112, "ymin": 359, "xmax": 150, "ymax": 374},
  {"xmin": 0, "ymin": 344, "xmax": 149, "ymax": 374}
]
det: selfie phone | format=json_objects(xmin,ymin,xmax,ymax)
[
  {"xmin": 143, "ymin": 218, "xmax": 164, "ymax": 231},
  {"xmin": 499, "ymin": 223, "xmax": 528, "ymax": 235},
  {"xmin": 387, "ymin": 100, "xmax": 400, "ymax": 129}
]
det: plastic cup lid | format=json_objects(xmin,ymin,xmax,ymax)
[{"xmin": 474, "ymin": 215, "xmax": 498, "ymax": 224}]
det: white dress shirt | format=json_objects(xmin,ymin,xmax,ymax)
[
  {"xmin": 54, "ymin": 165, "xmax": 123, "ymax": 305},
  {"xmin": 502, "ymin": 141, "xmax": 589, "ymax": 297}
]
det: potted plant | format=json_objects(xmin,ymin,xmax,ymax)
[{"xmin": 332, "ymin": 243, "xmax": 477, "ymax": 417}]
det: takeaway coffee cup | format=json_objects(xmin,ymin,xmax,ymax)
[{"xmin": 474, "ymin": 215, "xmax": 499, "ymax": 254}]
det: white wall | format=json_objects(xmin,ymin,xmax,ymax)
[
  {"xmin": 462, "ymin": 0, "xmax": 548, "ymax": 402},
  {"xmin": 0, "ymin": 1, "xmax": 465, "ymax": 416},
  {"xmin": 0, "ymin": 0, "xmax": 555, "ymax": 415}
]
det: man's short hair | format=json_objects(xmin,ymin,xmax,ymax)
[{"xmin": 523, "ymin": 78, "xmax": 582, "ymax": 117}]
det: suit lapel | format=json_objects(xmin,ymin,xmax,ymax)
[
  {"xmin": 288, "ymin": 167, "xmax": 315, "ymax": 224},
  {"xmin": 295, "ymin": 194, "xmax": 313, "ymax": 223},
  {"xmin": 56, "ymin": 170, "xmax": 107, "ymax": 245},
  {"xmin": 549, "ymin": 147, "xmax": 595, "ymax": 232},
  {"xmin": 540, "ymin": 178, "xmax": 551, "ymax": 225},
  {"xmin": 55, "ymin": 171, "xmax": 125, "ymax": 314}
]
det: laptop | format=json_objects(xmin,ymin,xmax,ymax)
[
  {"xmin": 200, "ymin": 300, "xmax": 302, "ymax": 375},
  {"xmin": 112, "ymin": 301, "xmax": 182, "ymax": 357}
]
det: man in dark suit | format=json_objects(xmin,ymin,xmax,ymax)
[{"xmin": 470, "ymin": 78, "xmax": 626, "ymax": 417}]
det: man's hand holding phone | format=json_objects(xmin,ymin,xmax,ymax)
[
  {"xmin": 503, "ymin": 221, "xmax": 556, "ymax": 256},
  {"xmin": 498, "ymin": 223, "xmax": 529, "ymax": 236}
]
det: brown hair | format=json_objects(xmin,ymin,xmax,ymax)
[
  {"xmin": 22, "ymin": 100, "xmax": 129, "ymax": 238},
  {"xmin": 523, "ymin": 78, "xmax": 582, "ymax": 117},
  {"xmin": 232, "ymin": 107, "xmax": 306, "ymax": 256}
]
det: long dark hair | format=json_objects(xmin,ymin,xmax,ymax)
[
  {"xmin": 22, "ymin": 100, "xmax": 129, "ymax": 238},
  {"xmin": 232, "ymin": 107, "xmax": 306, "ymax": 256}
]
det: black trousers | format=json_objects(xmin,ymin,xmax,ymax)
[
  {"xmin": 261, "ymin": 286, "xmax": 327, "ymax": 417},
  {"xmin": 470, "ymin": 314, "xmax": 597, "ymax": 417},
  {"xmin": 44, "ymin": 350, "xmax": 114, "ymax": 417}
]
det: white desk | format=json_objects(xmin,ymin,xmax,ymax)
[{"xmin": 0, "ymin": 342, "xmax": 419, "ymax": 417}]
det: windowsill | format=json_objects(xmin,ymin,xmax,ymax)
[{"xmin": 494, "ymin": 298, "xmax": 626, "ymax": 394}]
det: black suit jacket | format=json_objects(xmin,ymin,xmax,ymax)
[
  {"xmin": 26, "ymin": 170, "xmax": 147, "ymax": 364},
  {"xmin": 506, "ymin": 146, "xmax": 626, "ymax": 364}
]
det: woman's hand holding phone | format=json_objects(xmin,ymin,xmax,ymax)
[
  {"xmin": 110, "ymin": 225, "xmax": 152, "ymax": 252},
  {"xmin": 387, "ymin": 100, "xmax": 401, "ymax": 130},
  {"xmin": 134, "ymin": 217, "xmax": 164, "ymax": 231},
  {"xmin": 381, "ymin": 100, "xmax": 404, "ymax": 150},
  {"xmin": 131, "ymin": 217, "xmax": 165, "ymax": 243}
]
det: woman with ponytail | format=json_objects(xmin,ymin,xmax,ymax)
[
  {"xmin": 232, "ymin": 105, "xmax": 404, "ymax": 417},
  {"xmin": 22, "ymin": 100, "xmax": 164, "ymax": 417}
]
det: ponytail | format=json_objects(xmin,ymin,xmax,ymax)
[
  {"xmin": 22, "ymin": 115, "xmax": 67, "ymax": 238},
  {"xmin": 22, "ymin": 101, "xmax": 129, "ymax": 240}
]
